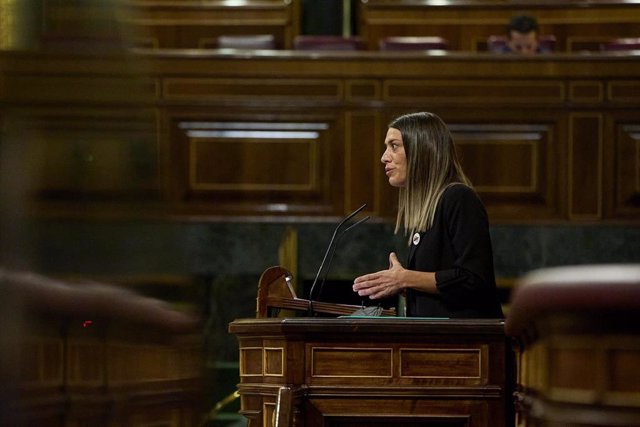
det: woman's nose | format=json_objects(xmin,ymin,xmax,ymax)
[{"xmin": 381, "ymin": 149, "xmax": 390, "ymax": 163}]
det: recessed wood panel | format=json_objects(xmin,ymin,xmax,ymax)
[
  {"xmin": 240, "ymin": 347, "xmax": 263, "ymax": 376},
  {"xmin": 456, "ymin": 139, "xmax": 537, "ymax": 193},
  {"xmin": 346, "ymin": 80, "xmax": 381, "ymax": 101},
  {"xmin": 610, "ymin": 349, "xmax": 640, "ymax": 394},
  {"xmin": 190, "ymin": 138, "xmax": 317, "ymax": 191},
  {"xmin": 67, "ymin": 339, "xmax": 105, "ymax": 386},
  {"xmin": 609, "ymin": 81, "xmax": 640, "ymax": 103},
  {"xmin": 39, "ymin": 134, "xmax": 158, "ymax": 194},
  {"xmin": 346, "ymin": 112, "xmax": 379, "ymax": 214},
  {"xmin": 107, "ymin": 343, "xmax": 180, "ymax": 385},
  {"xmin": 170, "ymin": 116, "xmax": 344, "ymax": 215},
  {"xmin": 264, "ymin": 347, "xmax": 284, "ymax": 376},
  {"xmin": 41, "ymin": 0, "xmax": 130, "ymax": 47},
  {"xmin": 569, "ymin": 114, "xmax": 603, "ymax": 219},
  {"xmin": 384, "ymin": 80, "xmax": 564, "ymax": 104},
  {"xmin": 570, "ymin": 81, "xmax": 604, "ymax": 103},
  {"xmin": 164, "ymin": 78, "xmax": 342, "ymax": 101},
  {"xmin": 451, "ymin": 124, "xmax": 553, "ymax": 204},
  {"xmin": 399, "ymin": 348, "xmax": 481, "ymax": 379},
  {"xmin": 549, "ymin": 347, "xmax": 598, "ymax": 392},
  {"xmin": 20, "ymin": 338, "xmax": 64, "ymax": 387},
  {"xmin": 182, "ymin": 121, "xmax": 321, "ymax": 191},
  {"xmin": 310, "ymin": 347, "xmax": 393, "ymax": 378},
  {"xmin": 5, "ymin": 111, "xmax": 159, "ymax": 201},
  {"xmin": 4, "ymin": 76, "xmax": 156, "ymax": 103},
  {"xmin": 264, "ymin": 402, "xmax": 276, "ymax": 427}
]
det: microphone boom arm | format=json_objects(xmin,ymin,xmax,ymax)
[{"xmin": 308, "ymin": 204, "xmax": 368, "ymax": 315}]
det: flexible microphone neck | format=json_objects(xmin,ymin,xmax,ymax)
[
  {"xmin": 313, "ymin": 215, "xmax": 370, "ymax": 307},
  {"xmin": 308, "ymin": 204, "xmax": 368, "ymax": 316}
]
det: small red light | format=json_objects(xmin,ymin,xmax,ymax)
[{"xmin": 83, "ymin": 320, "xmax": 93, "ymax": 328}]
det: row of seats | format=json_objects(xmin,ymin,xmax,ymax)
[{"xmin": 217, "ymin": 34, "xmax": 640, "ymax": 52}]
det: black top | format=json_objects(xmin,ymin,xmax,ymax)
[{"xmin": 406, "ymin": 184, "xmax": 504, "ymax": 319}]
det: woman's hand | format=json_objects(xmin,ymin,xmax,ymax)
[{"xmin": 352, "ymin": 252, "xmax": 406, "ymax": 300}]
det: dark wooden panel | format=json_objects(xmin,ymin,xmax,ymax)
[
  {"xmin": 191, "ymin": 137, "xmax": 317, "ymax": 190},
  {"xmin": 164, "ymin": 78, "xmax": 343, "ymax": 101},
  {"xmin": 569, "ymin": 81, "xmax": 604, "ymax": 104},
  {"xmin": 168, "ymin": 114, "xmax": 345, "ymax": 216},
  {"xmin": 609, "ymin": 80, "xmax": 640, "ymax": 103},
  {"xmin": 460, "ymin": 142, "xmax": 536, "ymax": 191},
  {"xmin": 4, "ymin": 109, "xmax": 159, "ymax": 201},
  {"xmin": 569, "ymin": 113, "xmax": 603, "ymax": 219},
  {"xmin": 400, "ymin": 348, "xmax": 482, "ymax": 380},
  {"xmin": 446, "ymin": 121, "xmax": 562, "ymax": 221},
  {"xmin": 38, "ymin": 0, "xmax": 131, "ymax": 51},
  {"xmin": 310, "ymin": 347, "xmax": 393, "ymax": 378},
  {"xmin": 549, "ymin": 347, "xmax": 598, "ymax": 390},
  {"xmin": 610, "ymin": 349, "xmax": 640, "ymax": 393},
  {"xmin": 346, "ymin": 111, "xmax": 380, "ymax": 215},
  {"xmin": 453, "ymin": 125, "xmax": 548, "ymax": 194},
  {"xmin": 346, "ymin": 80, "xmax": 381, "ymax": 101},
  {"xmin": 265, "ymin": 347, "xmax": 284, "ymax": 376},
  {"xmin": 3, "ymin": 75, "xmax": 156, "ymax": 104},
  {"xmin": 384, "ymin": 80, "xmax": 564, "ymax": 104},
  {"xmin": 240, "ymin": 348, "xmax": 263, "ymax": 376}
]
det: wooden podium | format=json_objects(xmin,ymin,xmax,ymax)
[{"xmin": 228, "ymin": 317, "xmax": 513, "ymax": 427}]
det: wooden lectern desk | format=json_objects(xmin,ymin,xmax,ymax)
[
  {"xmin": 229, "ymin": 318, "xmax": 512, "ymax": 427},
  {"xmin": 229, "ymin": 268, "xmax": 513, "ymax": 427}
]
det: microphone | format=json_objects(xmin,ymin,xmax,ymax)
[
  {"xmin": 314, "ymin": 215, "xmax": 370, "ymax": 306},
  {"xmin": 308, "ymin": 204, "xmax": 369, "ymax": 316}
]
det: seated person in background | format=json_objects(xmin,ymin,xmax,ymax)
[{"xmin": 501, "ymin": 15, "xmax": 548, "ymax": 55}]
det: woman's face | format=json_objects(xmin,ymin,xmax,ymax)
[{"xmin": 381, "ymin": 127, "xmax": 407, "ymax": 187}]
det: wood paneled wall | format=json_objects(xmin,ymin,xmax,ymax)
[
  {"xmin": 358, "ymin": 0, "xmax": 640, "ymax": 52},
  {"xmin": 2, "ymin": 50, "xmax": 640, "ymax": 223}
]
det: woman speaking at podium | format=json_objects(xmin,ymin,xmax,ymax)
[{"xmin": 353, "ymin": 112, "xmax": 503, "ymax": 319}]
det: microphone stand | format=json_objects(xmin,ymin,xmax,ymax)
[
  {"xmin": 308, "ymin": 204, "xmax": 368, "ymax": 316},
  {"xmin": 314, "ymin": 215, "xmax": 370, "ymax": 308}
]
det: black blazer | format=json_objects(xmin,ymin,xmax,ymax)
[{"xmin": 405, "ymin": 184, "xmax": 504, "ymax": 319}]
